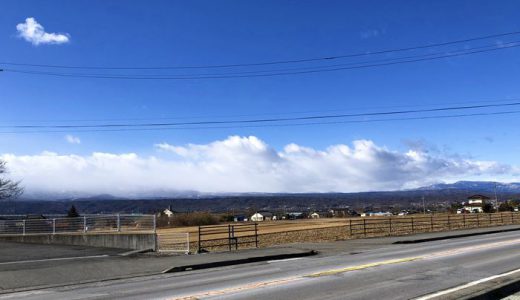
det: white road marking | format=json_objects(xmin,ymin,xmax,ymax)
[
  {"xmin": 0, "ymin": 254, "xmax": 109, "ymax": 265},
  {"xmin": 171, "ymin": 237, "xmax": 520, "ymax": 299},
  {"xmin": 415, "ymin": 267, "xmax": 520, "ymax": 300},
  {"xmin": 0, "ymin": 291, "xmax": 52, "ymax": 299},
  {"xmin": 267, "ymin": 257, "xmax": 304, "ymax": 263},
  {"xmin": 423, "ymin": 237, "xmax": 520, "ymax": 260}
]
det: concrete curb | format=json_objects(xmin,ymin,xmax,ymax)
[
  {"xmin": 0, "ymin": 271, "xmax": 160, "ymax": 295},
  {"xmin": 393, "ymin": 227, "xmax": 520, "ymax": 244},
  {"xmin": 162, "ymin": 250, "xmax": 318, "ymax": 273},
  {"xmin": 118, "ymin": 248, "xmax": 154, "ymax": 257}
]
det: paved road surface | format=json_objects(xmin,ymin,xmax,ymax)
[{"xmin": 3, "ymin": 231, "xmax": 520, "ymax": 300}]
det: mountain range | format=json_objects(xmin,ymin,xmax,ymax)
[
  {"xmin": 416, "ymin": 181, "xmax": 520, "ymax": 193},
  {"xmin": 18, "ymin": 181, "xmax": 520, "ymax": 202}
]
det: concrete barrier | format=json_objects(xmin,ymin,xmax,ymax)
[{"xmin": 0, "ymin": 233, "xmax": 156, "ymax": 250}]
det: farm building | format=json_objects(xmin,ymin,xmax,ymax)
[{"xmin": 250, "ymin": 212, "xmax": 274, "ymax": 222}]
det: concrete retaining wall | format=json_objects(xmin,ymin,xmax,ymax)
[{"xmin": 0, "ymin": 233, "xmax": 157, "ymax": 250}]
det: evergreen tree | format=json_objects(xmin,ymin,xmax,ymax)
[{"xmin": 67, "ymin": 205, "xmax": 80, "ymax": 218}]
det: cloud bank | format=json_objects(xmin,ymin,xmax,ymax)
[
  {"xmin": 16, "ymin": 17, "xmax": 69, "ymax": 45},
  {"xmin": 1, "ymin": 136, "xmax": 516, "ymax": 196}
]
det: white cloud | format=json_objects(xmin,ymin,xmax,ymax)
[
  {"xmin": 65, "ymin": 135, "xmax": 81, "ymax": 145},
  {"xmin": 16, "ymin": 17, "xmax": 70, "ymax": 45},
  {"xmin": 1, "ymin": 136, "xmax": 517, "ymax": 196}
]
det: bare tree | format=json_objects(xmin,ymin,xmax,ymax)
[{"xmin": 0, "ymin": 160, "xmax": 23, "ymax": 200}]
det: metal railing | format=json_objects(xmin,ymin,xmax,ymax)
[
  {"xmin": 346, "ymin": 212, "xmax": 520, "ymax": 238},
  {"xmin": 197, "ymin": 223, "xmax": 258, "ymax": 252},
  {"xmin": 0, "ymin": 214, "xmax": 156, "ymax": 235}
]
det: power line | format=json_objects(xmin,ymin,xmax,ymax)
[
  {"xmin": 4, "ymin": 42, "xmax": 519, "ymax": 80},
  {"xmin": 6, "ymin": 39, "xmax": 515, "ymax": 79},
  {"xmin": 2, "ymin": 110, "xmax": 519, "ymax": 134},
  {"xmin": 4, "ymin": 96, "xmax": 518, "ymax": 124},
  {"xmin": 4, "ymin": 101, "xmax": 520, "ymax": 129},
  {"xmin": 1, "ymin": 30, "xmax": 520, "ymax": 70}
]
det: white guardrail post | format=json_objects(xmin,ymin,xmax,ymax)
[
  {"xmin": 153, "ymin": 215, "xmax": 157, "ymax": 233},
  {"xmin": 117, "ymin": 214, "xmax": 121, "ymax": 232},
  {"xmin": 83, "ymin": 216, "xmax": 87, "ymax": 233},
  {"xmin": 52, "ymin": 218, "xmax": 56, "ymax": 235},
  {"xmin": 186, "ymin": 232, "xmax": 190, "ymax": 254},
  {"xmin": 22, "ymin": 220, "xmax": 26, "ymax": 235}
]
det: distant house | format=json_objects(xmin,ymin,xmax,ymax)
[
  {"xmin": 250, "ymin": 212, "xmax": 273, "ymax": 222},
  {"xmin": 233, "ymin": 215, "xmax": 247, "ymax": 222},
  {"xmin": 361, "ymin": 211, "xmax": 393, "ymax": 217},
  {"xmin": 24, "ymin": 214, "xmax": 46, "ymax": 220},
  {"xmin": 309, "ymin": 212, "xmax": 320, "ymax": 219},
  {"xmin": 163, "ymin": 208, "xmax": 174, "ymax": 217},
  {"xmin": 328, "ymin": 208, "xmax": 358, "ymax": 218},
  {"xmin": 286, "ymin": 212, "xmax": 305, "ymax": 220},
  {"xmin": 463, "ymin": 195, "xmax": 490, "ymax": 213}
]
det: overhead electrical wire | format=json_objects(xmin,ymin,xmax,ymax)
[
  {"xmin": 1, "ymin": 30, "xmax": 520, "ymax": 70},
  {"xmin": 4, "ymin": 96, "xmax": 518, "ymax": 124},
  {"xmin": 2, "ymin": 31, "xmax": 520, "ymax": 133},
  {"xmin": 2, "ymin": 110, "xmax": 520, "ymax": 134},
  {"xmin": 4, "ymin": 101, "xmax": 520, "ymax": 130},
  {"xmin": 5, "ymin": 40, "xmax": 517, "ymax": 78},
  {"xmin": 3, "ymin": 42, "xmax": 519, "ymax": 80}
]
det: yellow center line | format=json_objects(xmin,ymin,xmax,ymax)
[
  {"xmin": 171, "ymin": 276, "xmax": 304, "ymax": 300},
  {"xmin": 170, "ymin": 257, "xmax": 421, "ymax": 299},
  {"xmin": 170, "ymin": 238, "xmax": 520, "ymax": 299},
  {"xmin": 305, "ymin": 257, "xmax": 422, "ymax": 278}
]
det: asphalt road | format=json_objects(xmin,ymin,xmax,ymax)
[{"xmin": 3, "ymin": 231, "xmax": 520, "ymax": 300}]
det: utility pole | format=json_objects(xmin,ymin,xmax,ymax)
[
  {"xmin": 422, "ymin": 195, "xmax": 426, "ymax": 214},
  {"xmin": 494, "ymin": 182, "xmax": 499, "ymax": 210}
]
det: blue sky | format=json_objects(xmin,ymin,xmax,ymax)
[{"xmin": 1, "ymin": 1, "xmax": 520, "ymax": 195}]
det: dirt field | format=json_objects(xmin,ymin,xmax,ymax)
[
  {"xmin": 157, "ymin": 212, "xmax": 520, "ymax": 252},
  {"xmin": 157, "ymin": 218, "xmax": 352, "ymax": 242}
]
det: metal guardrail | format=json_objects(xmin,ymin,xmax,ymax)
[{"xmin": 0, "ymin": 214, "xmax": 156, "ymax": 235}]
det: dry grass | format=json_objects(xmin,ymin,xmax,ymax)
[{"xmin": 157, "ymin": 212, "xmax": 520, "ymax": 252}]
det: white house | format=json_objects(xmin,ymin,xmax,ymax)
[
  {"xmin": 463, "ymin": 194, "xmax": 490, "ymax": 213},
  {"xmin": 361, "ymin": 211, "xmax": 393, "ymax": 217},
  {"xmin": 163, "ymin": 208, "xmax": 174, "ymax": 217},
  {"xmin": 310, "ymin": 212, "xmax": 320, "ymax": 219}
]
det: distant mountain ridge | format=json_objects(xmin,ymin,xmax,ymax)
[
  {"xmin": 416, "ymin": 181, "xmax": 520, "ymax": 193},
  {"xmin": 6, "ymin": 180, "xmax": 520, "ymax": 214},
  {"xmin": 20, "ymin": 181, "xmax": 520, "ymax": 201}
]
